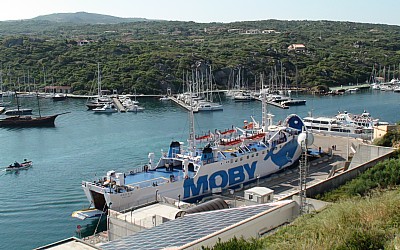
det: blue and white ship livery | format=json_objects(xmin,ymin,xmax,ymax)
[{"xmin": 82, "ymin": 92, "xmax": 306, "ymax": 212}]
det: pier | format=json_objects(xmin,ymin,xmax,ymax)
[
  {"xmin": 267, "ymin": 100, "xmax": 289, "ymax": 109},
  {"xmin": 254, "ymin": 96, "xmax": 289, "ymax": 109},
  {"xmin": 112, "ymin": 97, "xmax": 126, "ymax": 112},
  {"xmin": 169, "ymin": 96, "xmax": 199, "ymax": 112}
]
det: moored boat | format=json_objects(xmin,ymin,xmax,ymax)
[
  {"xmin": 0, "ymin": 114, "xmax": 62, "ymax": 127},
  {"xmin": 92, "ymin": 103, "xmax": 117, "ymax": 113},
  {"xmin": 4, "ymin": 108, "xmax": 33, "ymax": 116},
  {"xmin": 52, "ymin": 93, "xmax": 67, "ymax": 101}
]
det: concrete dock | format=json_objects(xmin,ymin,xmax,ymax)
[
  {"xmin": 169, "ymin": 96, "xmax": 198, "ymax": 112},
  {"xmin": 233, "ymin": 133, "xmax": 364, "ymax": 200},
  {"xmin": 112, "ymin": 97, "xmax": 126, "ymax": 112},
  {"xmin": 254, "ymin": 96, "xmax": 289, "ymax": 109}
]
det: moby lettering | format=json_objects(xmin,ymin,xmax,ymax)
[{"xmin": 183, "ymin": 161, "xmax": 257, "ymax": 198}]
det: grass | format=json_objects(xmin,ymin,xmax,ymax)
[
  {"xmin": 262, "ymin": 190, "xmax": 400, "ymax": 250},
  {"xmin": 207, "ymin": 155, "xmax": 400, "ymax": 250}
]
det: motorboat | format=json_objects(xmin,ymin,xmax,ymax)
[
  {"xmin": 52, "ymin": 93, "xmax": 67, "ymax": 101},
  {"xmin": 5, "ymin": 160, "xmax": 33, "ymax": 171},
  {"xmin": 93, "ymin": 103, "xmax": 117, "ymax": 113}
]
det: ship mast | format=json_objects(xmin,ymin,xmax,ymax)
[
  {"xmin": 188, "ymin": 76, "xmax": 196, "ymax": 156},
  {"xmin": 261, "ymin": 73, "xmax": 267, "ymax": 132},
  {"xmin": 97, "ymin": 63, "xmax": 101, "ymax": 97}
]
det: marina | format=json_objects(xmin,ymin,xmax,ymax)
[{"xmin": 0, "ymin": 90, "xmax": 399, "ymax": 249}]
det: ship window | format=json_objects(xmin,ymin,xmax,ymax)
[
  {"xmin": 235, "ymin": 159, "xmax": 238, "ymax": 162},
  {"xmin": 252, "ymin": 154, "xmax": 254, "ymax": 157},
  {"xmin": 240, "ymin": 157, "xmax": 243, "ymax": 161},
  {"xmin": 256, "ymin": 153, "xmax": 259, "ymax": 156},
  {"xmin": 247, "ymin": 156, "xmax": 249, "ymax": 159}
]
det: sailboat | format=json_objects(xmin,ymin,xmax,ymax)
[
  {"xmin": 0, "ymin": 69, "xmax": 11, "ymax": 107},
  {"xmin": 86, "ymin": 63, "xmax": 112, "ymax": 110},
  {"xmin": 0, "ymin": 93, "xmax": 68, "ymax": 127}
]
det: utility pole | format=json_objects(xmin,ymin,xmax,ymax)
[{"xmin": 298, "ymin": 131, "xmax": 309, "ymax": 215}]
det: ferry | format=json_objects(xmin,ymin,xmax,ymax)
[
  {"xmin": 81, "ymin": 92, "xmax": 306, "ymax": 213},
  {"xmin": 303, "ymin": 110, "xmax": 389, "ymax": 138},
  {"xmin": 303, "ymin": 116, "xmax": 361, "ymax": 134}
]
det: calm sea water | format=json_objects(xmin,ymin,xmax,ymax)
[{"xmin": 0, "ymin": 90, "xmax": 399, "ymax": 249}]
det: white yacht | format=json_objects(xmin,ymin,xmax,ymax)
[{"xmin": 93, "ymin": 103, "xmax": 117, "ymax": 113}]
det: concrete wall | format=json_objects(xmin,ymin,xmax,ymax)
[
  {"xmin": 305, "ymin": 148, "xmax": 394, "ymax": 198},
  {"xmin": 108, "ymin": 216, "xmax": 144, "ymax": 241},
  {"xmin": 349, "ymin": 144, "xmax": 394, "ymax": 169},
  {"xmin": 180, "ymin": 201, "xmax": 299, "ymax": 250}
]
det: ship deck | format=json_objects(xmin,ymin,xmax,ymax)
[{"xmin": 125, "ymin": 168, "xmax": 195, "ymax": 188}]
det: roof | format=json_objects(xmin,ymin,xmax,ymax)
[
  {"xmin": 116, "ymin": 203, "xmax": 182, "ymax": 228},
  {"xmin": 100, "ymin": 201, "xmax": 292, "ymax": 250},
  {"xmin": 44, "ymin": 86, "xmax": 72, "ymax": 90},
  {"xmin": 34, "ymin": 237, "xmax": 99, "ymax": 250},
  {"xmin": 291, "ymin": 43, "xmax": 305, "ymax": 48},
  {"xmin": 245, "ymin": 187, "xmax": 274, "ymax": 196}
]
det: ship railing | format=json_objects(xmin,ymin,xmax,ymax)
[
  {"xmin": 115, "ymin": 186, "xmax": 186, "ymax": 212},
  {"xmin": 126, "ymin": 177, "xmax": 170, "ymax": 189},
  {"xmin": 128, "ymin": 166, "xmax": 146, "ymax": 175}
]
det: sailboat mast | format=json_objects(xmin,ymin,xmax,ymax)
[
  {"xmin": 37, "ymin": 93, "xmax": 42, "ymax": 117},
  {"xmin": 188, "ymin": 80, "xmax": 196, "ymax": 155},
  {"xmin": 97, "ymin": 63, "xmax": 101, "ymax": 97},
  {"xmin": 261, "ymin": 73, "xmax": 268, "ymax": 131}
]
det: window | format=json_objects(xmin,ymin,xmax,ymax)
[{"xmin": 248, "ymin": 194, "xmax": 253, "ymax": 200}]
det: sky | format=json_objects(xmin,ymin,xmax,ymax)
[{"xmin": 1, "ymin": 0, "xmax": 400, "ymax": 26}]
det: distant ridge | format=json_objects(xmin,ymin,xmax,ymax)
[{"xmin": 31, "ymin": 11, "xmax": 150, "ymax": 24}]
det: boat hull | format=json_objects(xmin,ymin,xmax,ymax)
[
  {"xmin": 0, "ymin": 115, "xmax": 58, "ymax": 127},
  {"xmin": 82, "ymin": 134, "xmax": 302, "ymax": 212},
  {"xmin": 5, "ymin": 161, "xmax": 33, "ymax": 171}
]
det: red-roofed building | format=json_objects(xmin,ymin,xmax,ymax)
[{"xmin": 44, "ymin": 86, "xmax": 72, "ymax": 94}]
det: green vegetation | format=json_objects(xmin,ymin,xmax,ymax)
[
  {"xmin": 2, "ymin": 14, "xmax": 400, "ymax": 94},
  {"xmin": 318, "ymin": 155, "xmax": 400, "ymax": 202},
  {"xmin": 262, "ymin": 190, "xmax": 400, "ymax": 249},
  {"xmin": 374, "ymin": 125, "xmax": 400, "ymax": 147},
  {"xmin": 207, "ymin": 152, "xmax": 400, "ymax": 249},
  {"xmin": 202, "ymin": 237, "xmax": 264, "ymax": 250}
]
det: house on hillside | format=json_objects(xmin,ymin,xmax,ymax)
[
  {"xmin": 288, "ymin": 44, "xmax": 306, "ymax": 53},
  {"xmin": 77, "ymin": 40, "xmax": 90, "ymax": 46}
]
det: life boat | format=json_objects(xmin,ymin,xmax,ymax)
[
  {"xmin": 195, "ymin": 133, "xmax": 213, "ymax": 143},
  {"xmin": 243, "ymin": 133, "xmax": 265, "ymax": 143},
  {"xmin": 218, "ymin": 128, "xmax": 236, "ymax": 138},
  {"xmin": 219, "ymin": 138, "xmax": 243, "ymax": 149},
  {"xmin": 243, "ymin": 121, "xmax": 254, "ymax": 130}
]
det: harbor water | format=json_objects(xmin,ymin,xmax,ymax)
[{"xmin": 0, "ymin": 90, "xmax": 399, "ymax": 249}]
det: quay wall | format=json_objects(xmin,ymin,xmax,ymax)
[{"xmin": 279, "ymin": 145, "xmax": 395, "ymax": 200}]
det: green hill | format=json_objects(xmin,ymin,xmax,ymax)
[
  {"xmin": 1, "ymin": 16, "xmax": 400, "ymax": 95},
  {"xmin": 31, "ymin": 11, "xmax": 150, "ymax": 24}
]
